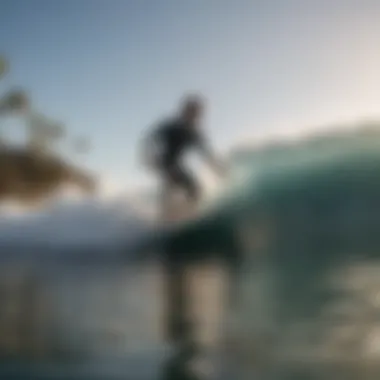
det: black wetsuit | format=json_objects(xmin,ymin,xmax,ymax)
[{"xmin": 151, "ymin": 118, "xmax": 210, "ymax": 201}]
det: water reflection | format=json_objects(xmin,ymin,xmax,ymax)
[
  {"xmin": 0, "ymin": 264, "xmax": 167, "ymax": 360},
  {"xmin": 0, "ymin": 257, "xmax": 226, "ymax": 379},
  {"xmin": 232, "ymin": 259, "xmax": 380, "ymax": 379}
]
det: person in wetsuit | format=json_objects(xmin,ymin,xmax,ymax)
[{"xmin": 142, "ymin": 95, "xmax": 225, "ymax": 213}]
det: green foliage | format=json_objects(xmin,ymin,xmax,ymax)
[{"xmin": 0, "ymin": 59, "xmax": 95, "ymax": 204}]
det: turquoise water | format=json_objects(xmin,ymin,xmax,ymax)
[{"xmin": 158, "ymin": 127, "xmax": 380, "ymax": 378}]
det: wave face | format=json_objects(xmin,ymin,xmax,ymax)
[{"xmin": 218, "ymin": 123, "xmax": 380, "ymax": 379}]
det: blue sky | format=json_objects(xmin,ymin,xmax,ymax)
[{"xmin": 1, "ymin": 0, "xmax": 379, "ymax": 191}]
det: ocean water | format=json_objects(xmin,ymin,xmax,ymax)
[
  {"xmin": 0, "ymin": 255, "xmax": 228, "ymax": 379},
  {"xmin": 3, "ymin": 125, "xmax": 380, "ymax": 379}
]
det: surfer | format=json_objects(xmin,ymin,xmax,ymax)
[{"xmin": 141, "ymin": 94, "xmax": 226, "ymax": 217}]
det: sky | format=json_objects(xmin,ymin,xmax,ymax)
[{"xmin": 1, "ymin": 0, "xmax": 380, "ymax": 193}]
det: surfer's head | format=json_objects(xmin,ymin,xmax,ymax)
[{"xmin": 180, "ymin": 94, "xmax": 204, "ymax": 125}]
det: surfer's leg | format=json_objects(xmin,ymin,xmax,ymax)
[
  {"xmin": 161, "ymin": 164, "xmax": 201, "ymax": 219},
  {"xmin": 174, "ymin": 166, "xmax": 200, "ymax": 203},
  {"xmin": 178, "ymin": 168, "xmax": 201, "ymax": 217},
  {"xmin": 160, "ymin": 164, "xmax": 188, "ymax": 220},
  {"xmin": 160, "ymin": 172, "xmax": 177, "ymax": 220}
]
